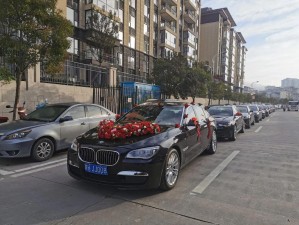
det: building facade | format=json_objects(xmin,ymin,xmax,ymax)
[
  {"xmin": 50, "ymin": 0, "xmax": 202, "ymax": 86},
  {"xmin": 199, "ymin": 7, "xmax": 246, "ymax": 92},
  {"xmin": 281, "ymin": 78, "xmax": 299, "ymax": 89}
]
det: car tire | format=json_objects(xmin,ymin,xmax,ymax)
[
  {"xmin": 205, "ymin": 130, "xmax": 217, "ymax": 155},
  {"xmin": 246, "ymin": 122, "xmax": 251, "ymax": 129},
  {"xmin": 251, "ymin": 120, "xmax": 255, "ymax": 126},
  {"xmin": 160, "ymin": 148, "xmax": 180, "ymax": 191},
  {"xmin": 31, "ymin": 138, "xmax": 55, "ymax": 162},
  {"xmin": 229, "ymin": 125, "xmax": 237, "ymax": 141}
]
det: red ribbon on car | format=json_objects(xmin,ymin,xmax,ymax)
[
  {"xmin": 207, "ymin": 119, "xmax": 212, "ymax": 139},
  {"xmin": 192, "ymin": 117, "xmax": 201, "ymax": 143}
]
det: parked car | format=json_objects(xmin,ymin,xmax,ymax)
[
  {"xmin": 249, "ymin": 105, "xmax": 262, "ymax": 122},
  {"xmin": 258, "ymin": 105, "xmax": 266, "ymax": 119},
  {"xmin": 237, "ymin": 105, "xmax": 255, "ymax": 128},
  {"xmin": 68, "ymin": 100, "xmax": 217, "ymax": 190},
  {"xmin": 208, "ymin": 105, "xmax": 245, "ymax": 141},
  {"xmin": 0, "ymin": 103, "xmax": 115, "ymax": 161}
]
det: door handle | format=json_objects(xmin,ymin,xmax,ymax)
[{"xmin": 81, "ymin": 122, "xmax": 86, "ymax": 125}]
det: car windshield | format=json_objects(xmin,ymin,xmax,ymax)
[
  {"xmin": 118, "ymin": 105, "xmax": 183, "ymax": 126},
  {"xmin": 249, "ymin": 106, "xmax": 258, "ymax": 111},
  {"xmin": 237, "ymin": 107, "xmax": 248, "ymax": 113},
  {"xmin": 289, "ymin": 101, "xmax": 299, "ymax": 106},
  {"xmin": 208, "ymin": 107, "xmax": 233, "ymax": 116},
  {"xmin": 24, "ymin": 105, "xmax": 69, "ymax": 122}
]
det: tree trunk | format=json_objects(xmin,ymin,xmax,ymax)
[{"xmin": 13, "ymin": 72, "xmax": 22, "ymax": 120}]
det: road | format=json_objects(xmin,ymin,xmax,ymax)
[{"xmin": 0, "ymin": 110, "xmax": 299, "ymax": 225}]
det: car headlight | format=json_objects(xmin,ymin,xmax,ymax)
[
  {"xmin": 126, "ymin": 146, "xmax": 160, "ymax": 159},
  {"xmin": 5, "ymin": 129, "xmax": 31, "ymax": 140},
  {"xmin": 70, "ymin": 139, "xmax": 78, "ymax": 151}
]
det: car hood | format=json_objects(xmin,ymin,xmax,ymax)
[
  {"xmin": 213, "ymin": 116, "xmax": 233, "ymax": 123},
  {"xmin": 241, "ymin": 113, "xmax": 249, "ymax": 117},
  {"xmin": 78, "ymin": 126, "xmax": 179, "ymax": 149},
  {"xmin": 0, "ymin": 120, "xmax": 49, "ymax": 134}
]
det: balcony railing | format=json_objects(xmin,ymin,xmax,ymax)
[
  {"xmin": 161, "ymin": 4, "xmax": 177, "ymax": 17},
  {"xmin": 160, "ymin": 21, "xmax": 176, "ymax": 32}
]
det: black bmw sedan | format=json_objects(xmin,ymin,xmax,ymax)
[
  {"xmin": 68, "ymin": 100, "xmax": 217, "ymax": 190},
  {"xmin": 208, "ymin": 105, "xmax": 245, "ymax": 141}
]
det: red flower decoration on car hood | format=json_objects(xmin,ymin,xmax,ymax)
[{"xmin": 98, "ymin": 120, "xmax": 161, "ymax": 140}]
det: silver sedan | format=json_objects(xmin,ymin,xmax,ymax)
[{"xmin": 0, "ymin": 103, "xmax": 115, "ymax": 161}]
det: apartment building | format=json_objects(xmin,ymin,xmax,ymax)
[
  {"xmin": 199, "ymin": 7, "xmax": 247, "ymax": 92},
  {"xmin": 281, "ymin": 78, "xmax": 299, "ymax": 89},
  {"xmin": 49, "ymin": 0, "xmax": 202, "ymax": 86}
]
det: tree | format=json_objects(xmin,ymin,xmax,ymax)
[
  {"xmin": 149, "ymin": 54, "xmax": 189, "ymax": 98},
  {"xmin": 0, "ymin": 0, "xmax": 73, "ymax": 120},
  {"xmin": 0, "ymin": 66, "xmax": 14, "ymax": 85},
  {"xmin": 85, "ymin": 7, "xmax": 119, "ymax": 65},
  {"xmin": 178, "ymin": 62, "xmax": 210, "ymax": 102}
]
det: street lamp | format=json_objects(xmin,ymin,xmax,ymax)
[
  {"xmin": 250, "ymin": 81, "xmax": 259, "ymax": 102},
  {"xmin": 203, "ymin": 64, "xmax": 213, "ymax": 105}
]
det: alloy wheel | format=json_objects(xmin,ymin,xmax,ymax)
[
  {"xmin": 165, "ymin": 151, "xmax": 179, "ymax": 186},
  {"xmin": 36, "ymin": 142, "xmax": 52, "ymax": 159}
]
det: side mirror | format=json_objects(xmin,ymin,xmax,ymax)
[{"xmin": 59, "ymin": 116, "xmax": 73, "ymax": 123}]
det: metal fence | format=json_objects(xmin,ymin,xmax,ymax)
[
  {"xmin": 40, "ymin": 60, "xmax": 108, "ymax": 87},
  {"xmin": 93, "ymin": 85, "xmax": 163, "ymax": 114}
]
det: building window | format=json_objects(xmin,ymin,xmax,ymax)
[
  {"xmin": 118, "ymin": 53, "xmax": 123, "ymax": 66},
  {"xmin": 129, "ymin": 36, "xmax": 135, "ymax": 49},
  {"xmin": 129, "ymin": 0, "xmax": 136, "ymax": 8},
  {"xmin": 118, "ymin": 31, "xmax": 123, "ymax": 44},
  {"xmin": 130, "ymin": 15, "xmax": 135, "ymax": 29},
  {"xmin": 67, "ymin": 7, "xmax": 78, "ymax": 26},
  {"xmin": 67, "ymin": 37, "xmax": 79, "ymax": 55}
]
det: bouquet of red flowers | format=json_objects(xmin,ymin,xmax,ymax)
[{"xmin": 98, "ymin": 120, "xmax": 161, "ymax": 140}]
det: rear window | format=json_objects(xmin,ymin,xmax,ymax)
[
  {"xmin": 208, "ymin": 106, "xmax": 233, "ymax": 116},
  {"xmin": 237, "ymin": 107, "xmax": 248, "ymax": 113},
  {"xmin": 249, "ymin": 106, "xmax": 258, "ymax": 111}
]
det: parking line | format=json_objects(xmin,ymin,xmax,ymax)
[
  {"xmin": 10, "ymin": 162, "xmax": 66, "ymax": 178},
  {"xmin": 0, "ymin": 178, "xmax": 4, "ymax": 181},
  {"xmin": 0, "ymin": 169, "xmax": 15, "ymax": 176},
  {"xmin": 14, "ymin": 158, "xmax": 66, "ymax": 173},
  {"xmin": 255, "ymin": 126, "xmax": 263, "ymax": 133},
  {"xmin": 191, "ymin": 151, "xmax": 239, "ymax": 194},
  {"xmin": 266, "ymin": 119, "xmax": 270, "ymax": 122}
]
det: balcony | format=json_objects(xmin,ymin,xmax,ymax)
[
  {"xmin": 183, "ymin": 38, "xmax": 196, "ymax": 48},
  {"xmin": 161, "ymin": 5, "xmax": 177, "ymax": 21},
  {"xmin": 183, "ymin": 10, "xmax": 196, "ymax": 24},
  {"xmin": 183, "ymin": 25, "xmax": 197, "ymax": 36},
  {"xmin": 161, "ymin": 0, "xmax": 177, "ymax": 6},
  {"xmin": 160, "ymin": 21, "xmax": 176, "ymax": 34},
  {"xmin": 184, "ymin": 0, "xmax": 197, "ymax": 11}
]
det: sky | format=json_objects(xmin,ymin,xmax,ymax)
[{"xmin": 202, "ymin": 0, "xmax": 299, "ymax": 87}]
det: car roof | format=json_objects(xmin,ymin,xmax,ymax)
[
  {"xmin": 141, "ymin": 99, "xmax": 189, "ymax": 106},
  {"xmin": 47, "ymin": 102, "xmax": 96, "ymax": 107}
]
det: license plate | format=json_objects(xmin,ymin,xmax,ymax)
[{"xmin": 84, "ymin": 163, "xmax": 108, "ymax": 175}]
